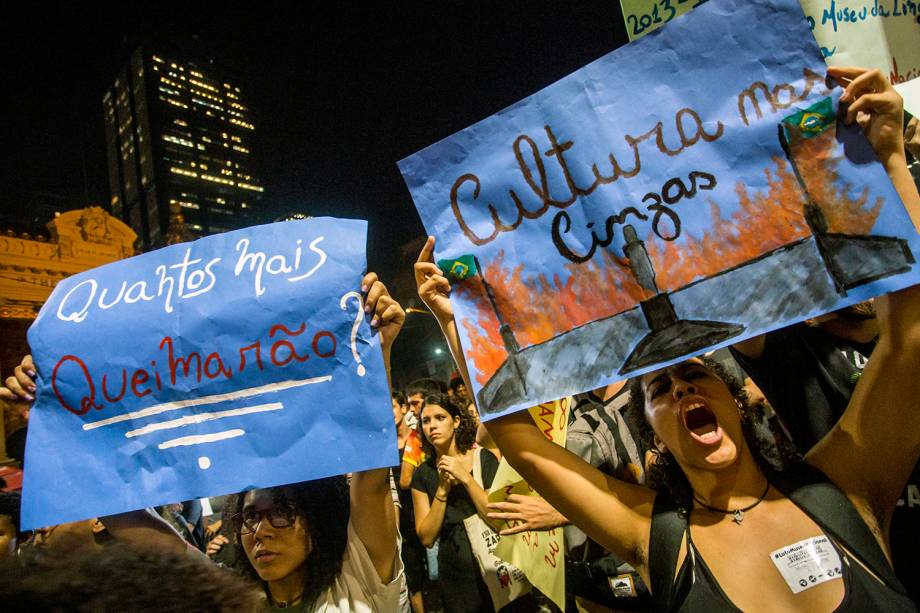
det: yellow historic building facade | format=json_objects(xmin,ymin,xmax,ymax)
[{"xmin": 0, "ymin": 207, "xmax": 135, "ymax": 462}]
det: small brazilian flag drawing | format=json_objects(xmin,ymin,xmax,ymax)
[
  {"xmin": 781, "ymin": 97, "xmax": 835, "ymax": 144},
  {"xmin": 437, "ymin": 255, "xmax": 478, "ymax": 283}
]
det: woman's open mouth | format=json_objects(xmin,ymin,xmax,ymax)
[{"xmin": 682, "ymin": 401, "xmax": 723, "ymax": 445}]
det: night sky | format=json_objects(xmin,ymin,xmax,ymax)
[{"xmin": 4, "ymin": 2, "xmax": 628, "ymax": 276}]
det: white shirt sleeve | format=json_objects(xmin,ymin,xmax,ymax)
[{"xmin": 314, "ymin": 520, "xmax": 404, "ymax": 612}]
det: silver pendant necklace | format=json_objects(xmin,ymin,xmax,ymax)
[{"xmin": 692, "ymin": 480, "xmax": 770, "ymax": 525}]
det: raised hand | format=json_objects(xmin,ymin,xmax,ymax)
[
  {"xmin": 414, "ymin": 236, "xmax": 453, "ymax": 323},
  {"xmin": 361, "ymin": 272, "xmax": 405, "ymax": 353},
  {"xmin": 437, "ymin": 454, "xmax": 470, "ymax": 487},
  {"xmin": 1, "ymin": 355, "xmax": 37, "ymax": 419},
  {"xmin": 830, "ymin": 66, "xmax": 906, "ymax": 169},
  {"xmin": 487, "ymin": 494, "xmax": 568, "ymax": 535},
  {"xmin": 205, "ymin": 534, "xmax": 229, "ymax": 557}
]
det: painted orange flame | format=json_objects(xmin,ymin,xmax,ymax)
[
  {"xmin": 648, "ymin": 156, "xmax": 811, "ymax": 291},
  {"xmin": 792, "ymin": 130, "xmax": 883, "ymax": 235},
  {"xmin": 459, "ymin": 131, "xmax": 883, "ymax": 384},
  {"xmin": 455, "ymin": 278, "xmax": 507, "ymax": 385},
  {"xmin": 649, "ymin": 135, "xmax": 883, "ymax": 291},
  {"xmin": 457, "ymin": 250, "xmax": 645, "ymax": 384}
]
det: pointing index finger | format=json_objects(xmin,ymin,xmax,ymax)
[{"xmin": 417, "ymin": 236, "xmax": 435, "ymax": 264}]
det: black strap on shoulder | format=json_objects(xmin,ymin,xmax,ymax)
[
  {"xmin": 595, "ymin": 406, "xmax": 636, "ymax": 473},
  {"xmin": 579, "ymin": 412, "xmax": 601, "ymax": 432},
  {"xmin": 774, "ymin": 463, "xmax": 908, "ymax": 596},
  {"xmin": 649, "ymin": 493, "xmax": 687, "ymax": 613}
]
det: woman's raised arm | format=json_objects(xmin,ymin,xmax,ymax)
[
  {"xmin": 807, "ymin": 68, "xmax": 920, "ymax": 541},
  {"xmin": 348, "ymin": 272, "xmax": 404, "ymax": 584},
  {"xmin": 415, "ymin": 238, "xmax": 656, "ymax": 572}
]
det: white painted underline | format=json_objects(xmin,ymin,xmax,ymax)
[
  {"xmin": 124, "ymin": 402, "xmax": 283, "ymax": 438},
  {"xmin": 83, "ymin": 376, "xmax": 332, "ymax": 431},
  {"xmin": 158, "ymin": 429, "xmax": 245, "ymax": 450}
]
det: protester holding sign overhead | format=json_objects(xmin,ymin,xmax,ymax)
[
  {"xmin": 399, "ymin": 0, "xmax": 920, "ymax": 422},
  {"xmin": 19, "ymin": 218, "xmax": 400, "ymax": 532},
  {"xmin": 418, "ymin": 69, "xmax": 920, "ymax": 611},
  {"xmin": 227, "ymin": 270, "xmax": 405, "ymax": 612},
  {"xmin": 4, "ymin": 269, "xmax": 407, "ymax": 612}
]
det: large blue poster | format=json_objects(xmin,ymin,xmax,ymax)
[
  {"xmin": 399, "ymin": 0, "xmax": 920, "ymax": 418},
  {"xmin": 21, "ymin": 218, "xmax": 395, "ymax": 529}
]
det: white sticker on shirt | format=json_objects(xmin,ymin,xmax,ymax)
[{"xmin": 770, "ymin": 536, "xmax": 843, "ymax": 594}]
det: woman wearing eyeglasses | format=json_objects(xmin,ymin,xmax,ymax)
[{"xmin": 231, "ymin": 273, "xmax": 406, "ymax": 612}]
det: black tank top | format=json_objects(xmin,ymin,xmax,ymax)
[{"xmin": 648, "ymin": 464, "xmax": 916, "ymax": 612}]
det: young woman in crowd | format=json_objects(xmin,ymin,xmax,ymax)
[
  {"xmin": 410, "ymin": 392, "xmax": 499, "ymax": 613},
  {"xmin": 2, "ymin": 272, "xmax": 405, "ymax": 612},
  {"xmin": 416, "ymin": 67, "xmax": 920, "ymax": 611},
  {"xmin": 230, "ymin": 271, "xmax": 405, "ymax": 612}
]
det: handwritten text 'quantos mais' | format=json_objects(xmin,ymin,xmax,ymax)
[{"xmin": 54, "ymin": 236, "xmax": 328, "ymax": 324}]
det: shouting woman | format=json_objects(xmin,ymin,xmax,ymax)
[{"xmin": 415, "ymin": 68, "xmax": 920, "ymax": 612}]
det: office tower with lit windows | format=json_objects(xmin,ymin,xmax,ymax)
[{"xmin": 103, "ymin": 46, "xmax": 264, "ymax": 249}]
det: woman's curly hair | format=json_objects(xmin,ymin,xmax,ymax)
[
  {"xmin": 419, "ymin": 392, "xmax": 478, "ymax": 459},
  {"xmin": 626, "ymin": 356, "xmax": 800, "ymax": 512},
  {"xmin": 232, "ymin": 476, "xmax": 350, "ymax": 608}
]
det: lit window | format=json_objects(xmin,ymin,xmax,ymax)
[
  {"xmin": 170, "ymin": 167, "xmax": 198, "ymax": 178},
  {"xmin": 201, "ymin": 174, "xmax": 236, "ymax": 186},
  {"xmin": 229, "ymin": 118, "xmax": 254, "ymax": 130},
  {"xmin": 163, "ymin": 134, "xmax": 194, "ymax": 148}
]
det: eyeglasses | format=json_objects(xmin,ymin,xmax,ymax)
[{"xmin": 232, "ymin": 505, "xmax": 297, "ymax": 535}]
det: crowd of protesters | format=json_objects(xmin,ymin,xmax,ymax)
[{"xmin": 0, "ymin": 68, "xmax": 918, "ymax": 612}]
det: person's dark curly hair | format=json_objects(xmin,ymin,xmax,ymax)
[
  {"xmin": 419, "ymin": 393, "xmax": 478, "ymax": 459},
  {"xmin": 232, "ymin": 476, "xmax": 350, "ymax": 608},
  {"xmin": 626, "ymin": 356, "xmax": 800, "ymax": 512},
  {"xmin": 1, "ymin": 540, "xmax": 261, "ymax": 611}
]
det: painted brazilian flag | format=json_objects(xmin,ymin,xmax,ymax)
[
  {"xmin": 782, "ymin": 97, "xmax": 835, "ymax": 144},
  {"xmin": 437, "ymin": 254, "xmax": 478, "ymax": 283}
]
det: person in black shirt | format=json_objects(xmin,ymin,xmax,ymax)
[{"xmin": 411, "ymin": 393, "xmax": 498, "ymax": 613}]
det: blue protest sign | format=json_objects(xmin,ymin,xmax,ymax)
[
  {"xmin": 399, "ymin": 0, "xmax": 920, "ymax": 418},
  {"xmin": 21, "ymin": 218, "xmax": 395, "ymax": 530}
]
